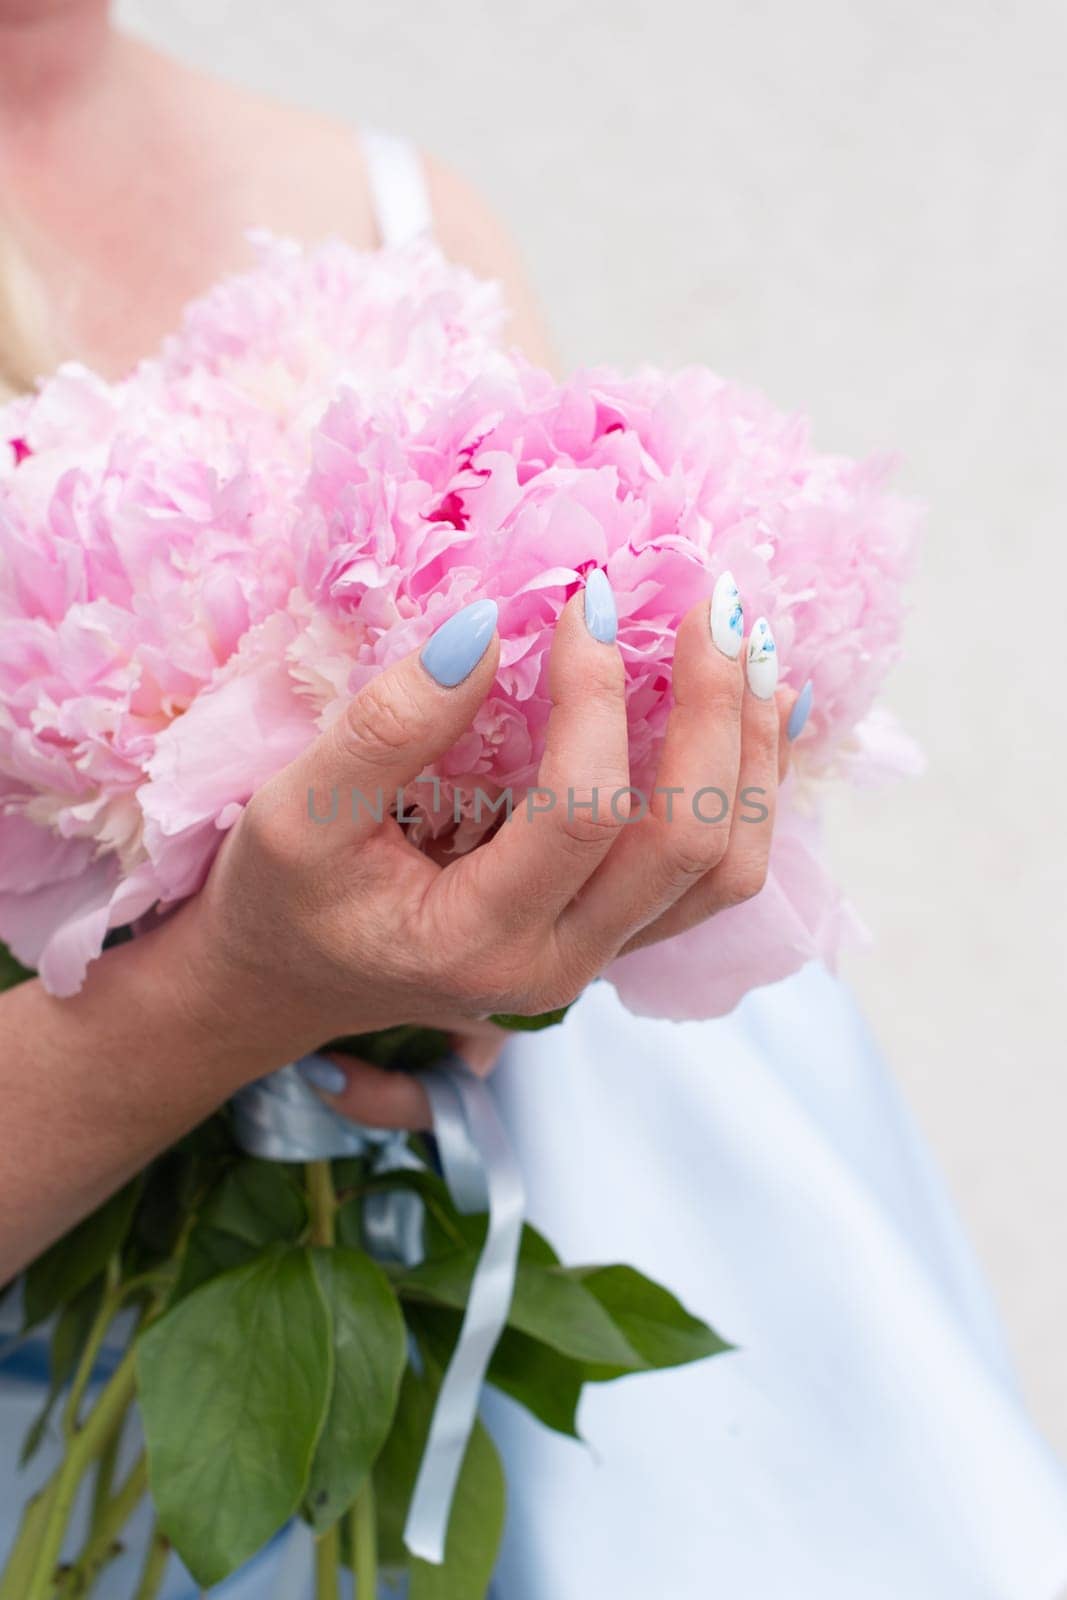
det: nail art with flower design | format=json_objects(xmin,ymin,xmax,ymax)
[
  {"xmin": 710, "ymin": 570, "xmax": 744, "ymax": 659},
  {"xmin": 746, "ymin": 617, "xmax": 778, "ymax": 699}
]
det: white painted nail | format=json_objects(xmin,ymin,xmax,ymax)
[
  {"xmin": 710, "ymin": 570, "xmax": 744, "ymax": 659},
  {"xmin": 746, "ymin": 617, "xmax": 778, "ymax": 699}
]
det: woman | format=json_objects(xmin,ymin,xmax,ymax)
[{"xmin": 1, "ymin": 5, "xmax": 1065, "ymax": 1597}]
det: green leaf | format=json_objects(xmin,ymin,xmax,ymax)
[
  {"xmin": 340, "ymin": 1157, "xmax": 564, "ymax": 1270},
  {"xmin": 124, "ymin": 1124, "xmax": 229, "ymax": 1276},
  {"xmin": 126, "ymin": 1150, "xmax": 197, "ymax": 1272},
  {"xmin": 410, "ymin": 1305, "xmax": 584, "ymax": 1439},
  {"xmin": 337, "ymin": 1167, "xmax": 467, "ymax": 1257},
  {"xmin": 200, "ymin": 1159, "xmax": 307, "ymax": 1246},
  {"xmin": 571, "ymin": 1265, "xmax": 733, "ymax": 1377},
  {"xmin": 172, "ymin": 1159, "xmax": 307, "ymax": 1301},
  {"xmin": 126, "ymin": 1116, "xmax": 235, "ymax": 1277},
  {"xmin": 489, "ymin": 1006, "xmax": 571, "ymax": 1031},
  {"xmin": 484, "ymin": 1326, "xmax": 584, "ymax": 1436},
  {"xmin": 19, "ymin": 1276, "xmax": 105, "ymax": 1464},
  {"xmin": 330, "ymin": 1155, "xmax": 371, "ymax": 1197},
  {"xmin": 137, "ymin": 1247, "xmax": 333, "ymax": 1586},
  {"xmin": 408, "ymin": 1259, "xmax": 731, "ymax": 1435},
  {"xmin": 373, "ymin": 1369, "xmax": 505, "ymax": 1599},
  {"xmin": 23, "ymin": 1178, "xmax": 141, "ymax": 1329},
  {"xmin": 397, "ymin": 1253, "xmax": 640, "ymax": 1367},
  {"xmin": 176, "ymin": 1109, "xmax": 240, "ymax": 1169},
  {"xmin": 303, "ymin": 1246, "xmax": 407, "ymax": 1532},
  {"xmin": 422, "ymin": 1210, "xmax": 561, "ymax": 1269},
  {"xmin": 514, "ymin": 1223, "xmax": 562, "ymax": 1267},
  {"xmin": 0, "ymin": 941, "xmax": 32, "ymax": 991},
  {"xmin": 328, "ymin": 1025, "xmax": 451, "ymax": 1071},
  {"xmin": 172, "ymin": 1226, "xmax": 260, "ymax": 1303}
]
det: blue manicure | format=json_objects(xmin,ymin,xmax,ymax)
[
  {"xmin": 583, "ymin": 569, "xmax": 617, "ymax": 644},
  {"xmin": 296, "ymin": 1055, "xmax": 348, "ymax": 1096},
  {"xmin": 787, "ymin": 679, "xmax": 814, "ymax": 741},
  {"xmin": 420, "ymin": 598, "xmax": 498, "ymax": 687}
]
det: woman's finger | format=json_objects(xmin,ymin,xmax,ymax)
[
  {"xmin": 776, "ymin": 688, "xmax": 796, "ymax": 782},
  {"xmin": 556, "ymin": 589, "xmax": 745, "ymax": 959},
  {"xmin": 444, "ymin": 576, "xmax": 630, "ymax": 930},
  {"xmin": 445, "ymin": 1025, "xmax": 509, "ymax": 1078},
  {"xmin": 296, "ymin": 1016, "xmax": 508, "ymax": 1129},
  {"xmin": 267, "ymin": 598, "xmax": 500, "ymax": 858},
  {"xmin": 297, "ymin": 1053, "xmax": 434, "ymax": 1130},
  {"xmin": 776, "ymin": 677, "xmax": 815, "ymax": 780},
  {"xmin": 619, "ymin": 618, "xmax": 782, "ymax": 952}
]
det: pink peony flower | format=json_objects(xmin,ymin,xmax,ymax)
[{"xmin": 0, "ymin": 237, "xmax": 920, "ymax": 1013}]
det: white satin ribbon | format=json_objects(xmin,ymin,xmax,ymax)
[
  {"xmin": 405, "ymin": 1060, "xmax": 525, "ymax": 1563},
  {"xmin": 231, "ymin": 1059, "xmax": 426, "ymax": 1266},
  {"xmin": 231, "ymin": 1050, "xmax": 525, "ymax": 1566}
]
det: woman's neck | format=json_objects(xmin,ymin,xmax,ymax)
[{"xmin": 0, "ymin": 1, "xmax": 112, "ymax": 119}]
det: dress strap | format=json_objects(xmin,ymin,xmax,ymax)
[{"xmin": 360, "ymin": 127, "xmax": 433, "ymax": 247}]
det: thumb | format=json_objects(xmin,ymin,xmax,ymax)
[
  {"xmin": 297, "ymin": 1020, "xmax": 508, "ymax": 1129},
  {"xmin": 282, "ymin": 598, "xmax": 499, "ymax": 847}
]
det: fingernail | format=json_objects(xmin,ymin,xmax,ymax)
[
  {"xmin": 583, "ymin": 569, "xmax": 617, "ymax": 644},
  {"xmin": 420, "ymin": 598, "xmax": 498, "ymax": 687},
  {"xmin": 710, "ymin": 570, "xmax": 744, "ymax": 659},
  {"xmin": 297, "ymin": 1055, "xmax": 348, "ymax": 1096},
  {"xmin": 787, "ymin": 679, "xmax": 814, "ymax": 741},
  {"xmin": 746, "ymin": 617, "xmax": 778, "ymax": 700}
]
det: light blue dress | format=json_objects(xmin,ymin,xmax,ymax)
[
  {"xmin": 4, "ymin": 134, "xmax": 1066, "ymax": 1599},
  {"xmin": 487, "ymin": 965, "xmax": 1067, "ymax": 1600}
]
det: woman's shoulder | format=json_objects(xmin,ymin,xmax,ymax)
[
  {"xmin": 420, "ymin": 154, "xmax": 553, "ymax": 363},
  {"xmin": 127, "ymin": 37, "xmax": 378, "ymax": 248},
  {"xmin": 131, "ymin": 38, "xmax": 553, "ymax": 363}
]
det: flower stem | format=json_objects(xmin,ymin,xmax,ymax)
[
  {"xmin": 306, "ymin": 1159, "xmax": 336, "ymax": 1247},
  {"xmin": 56, "ymin": 1453, "xmax": 148, "ymax": 1597},
  {"xmin": 24, "ymin": 1344, "xmax": 139, "ymax": 1600},
  {"xmin": 131, "ymin": 1516, "xmax": 171, "ymax": 1600},
  {"xmin": 307, "ymin": 1159, "xmax": 347, "ymax": 1600},
  {"xmin": 61, "ymin": 1261, "xmax": 120, "ymax": 1438},
  {"xmin": 351, "ymin": 1477, "xmax": 378, "ymax": 1599},
  {"xmin": 131, "ymin": 1520, "xmax": 170, "ymax": 1600},
  {"xmin": 314, "ymin": 1524, "xmax": 341, "ymax": 1600},
  {"xmin": 88, "ymin": 1420, "xmax": 122, "ymax": 1531},
  {"xmin": 0, "ymin": 1482, "xmax": 57, "ymax": 1600}
]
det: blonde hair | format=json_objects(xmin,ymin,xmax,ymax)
[{"xmin": 0, "ymin": 221, "xmax": 55, "ymax": 402}]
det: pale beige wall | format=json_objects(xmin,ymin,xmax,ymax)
[{"xmin": 117, "ymin": 0, "xmax": 1067, "ymax": 1452}]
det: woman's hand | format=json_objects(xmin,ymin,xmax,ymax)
[
  {"xmin": 0, "ymin": 575, "xmax": 808, "ymax": 1271},
  {"xmin": 175, "ymin": 576, "xmax": 806, "ymax": 1127}
]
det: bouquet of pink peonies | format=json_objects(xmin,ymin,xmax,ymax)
[
  {"xmin": 0, "ymin": 235, "xmax": 918, "ymax": 1012},
  {"xmin": 0, "ymin": 236, "xmax": 919, "ymax": 1599}
]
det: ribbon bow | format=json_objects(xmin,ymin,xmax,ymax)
[{"xmin": 231, "ymin": 1052, "xmax": 524, "ymax": 1565}]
